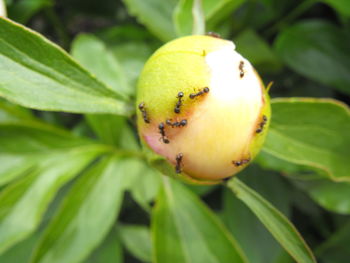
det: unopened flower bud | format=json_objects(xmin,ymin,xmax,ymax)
[{"xmin": 136, "ymin": 35, "xmax": 271, "ymax": 184}]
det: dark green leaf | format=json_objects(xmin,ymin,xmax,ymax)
[
  {"xmin": 274, "ymin": 20, "xmax": 350, "ymax": 95},
  {"xmin": 0, "ymin": 146, "xmax": 104, "ymax": 254},
  {"xmin": 263, "ymin": 98, "xmax": 350, "ymax": 181},
  {"xmin": 0, "ymin": 17, "xmax": 130, "ymax": 115},
  {"xmin": 85, "ymin": 228, "xmax": 123, "ymax": 263},
  {"xmin": 7, "ymin": 0, "xmax": 51, "ymax": 24},
  {"xmin": 119, "ymin": 224, "xmax": 152, "ymax": 262},
  {"xmin": 221, "ymin": 166, "xmax": 291, "ymax": 263},
  {"xmin": 152, "ymin": 177, "xmax": 248, "ymax": 263},
  {"xmin": 31, "ymin": 155, "xmax": 140, "ymax": 263},
  {"xmin": 122, "ymin": 0, "xmax": 178, "ymax": 41},
  {"xmin": 321, "ymin": 0, "xmax": 350, "ymax": 16},
  {"xmin": 227, "ymin": 178, "xmax": 316, "ymax": 263}
]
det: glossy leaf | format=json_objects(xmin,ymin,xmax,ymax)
[
  {"xmin": 31, "ymin": 156, "xmax": 140, "ymax": 263},
  {"xmin": 152, "ymin": 177, "xmax": 248, "ymax": 263},
  {"xmin": 0, "ymin": 145, "xmax": 104, "ymax": 254},
  {"xmin": 71, "ymin": 34, "xmax": 131, "ymax": 98},
  {"xmin": 0, "ymin": 17, "xmax": 130, "ymax": 115},
  {"xmin": 119, "ymin": 224, "xmax": 152, "ymax": 262},
  {"xmin": 122, "ymin": 0, "xmax": 177, "ymax": 41},
  {"xmin": 263, "ymin": 98, "xmax": 350, "ymax": 182},
  {"xmin": 227, "ymin": 178, "xmax": 316, "ymax": 263},
  {"xmin": 221, "ymin": 166, "xmax": 291, "ymax": 263},
  {"xmin": 275, "ymin": 20, "xmax": 350, "ymax": 95}
]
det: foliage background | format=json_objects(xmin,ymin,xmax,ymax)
[{"xmin": 0, "ymin": 0, "xmax": 350, "ymax": 262}]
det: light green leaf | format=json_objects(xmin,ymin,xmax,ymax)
[
  {"xmin": 0, "ymin": 145, "xmax": 105, "ymax": 254},
  {"xmin": 129, "ymin": 165, "xmax": 161, "ymax": 212},
  {"xmin": 221, "ymin": 166, "xmax": 291, "ymax": 263},
  {"xmin": 0, "ymin": 17, "xmax": 130, "ymax": 115},
  {"xmin": 71, "ymin": 34, "xmax": 131, "ymax": 98},
  {"xmin": 152, "ymin": 177, "xmax": 248, "ymax": 263},
  {"xmin": 85, "ymin": 228, "xmax": 123, "ymax": 263},
  {"xmin": 263, "ymin": 98, "xmax": 350, "ymax": 182},
  {"xmin": 119, "ymin": 224, "xmax": 152, "ymax": 262},
  {"xmin": 235, "ymin": 29, "xmax": 282, "ymax": 73},
  {"xmin": 321, "ymin": 0, "xmax": 350, "ymax": 16},
  {"xmin": 274, "ymin": 20, "xmax": 350, "ymax": 95},
  {"xmin": 31, "ymin": 155, "xmax": 138, "ymax": 263},
  {"xmin": 227, "ymin": 178, "xmax": 316, "ymax": 263},
  {"xmin": 122, "ymin": 0, "xmax": 178, "ymax": 41}
]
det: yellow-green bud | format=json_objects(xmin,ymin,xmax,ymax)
[{"xmin": 136, "ymin": 35, "xmax": 271, "ymax": 184}]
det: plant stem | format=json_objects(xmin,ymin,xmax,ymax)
[
  {"xmin": 0, "ymin": 0, "xmax": 6, "ymax": 17},
  {"xmin": 192, "ymin": 0, "xmax": 205, "ymax": 35},
  {"xmin": 264, "ymin": 0, "xmax": 317, "ymax": 37}
]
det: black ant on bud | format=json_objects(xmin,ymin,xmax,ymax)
[
  {"xmin": 239, "ymin": 61, "xmax": 245, "ymax": 78},
  {"xmin": 166, "ymin": 119, "xmax": 187, "ymax": 128},
  {"xmin": 175, "ymin": 153, "xmax": 183, "ymax": 174},
  {"xmin": 256, "ymin": 115, "xmax": 268, "ymax": 133},
  {"xmin": 158, "ymin": 122, "xmax": 169, "ymax": 144},
  {"xmin": 206, "ymin": 32, "xmax": 221, "ymax": 38},
  {"xmin": 232, "ymin": 157, "xmax": 251, "ymax": 167},
  {"xmin": 189, "ymin": 87, "xmax": 209, "ymax": 99},
  {"xmin": 138, "ymin": 102, "xmax": 150, "ymax": 123},
  {"xmin": 174, "ymin": 92, "xmax": 184, "ymax": 114}
]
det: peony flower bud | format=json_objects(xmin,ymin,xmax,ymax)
[{"xmin": 136, "ymin": 35, "xmax": 271, "ymax": 184}]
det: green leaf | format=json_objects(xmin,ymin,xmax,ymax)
[
  {"xmin": 119, "ymin": 224, "xmax": 152, "ymax": 262},
  {"xmin": 129, "ymin": 165, "xmax": 161, "ymax": 212},
  {"xmin": 71, "ymin": 34, "xmax": 131, "ymax": 98},
  {"xmin": 0, "ymin": 17, "xmax": 130, "ymax": 115},
  {"xmin": 122, "ymin": 0, "xmax": 178, "ymax": 41},
  {"xmin": 302, "ymin": 179, "xmax": 350, "ymax": 214},
  {"xmin": 31, "ymin": 155, "xmax": 139, "ymax": 263},
  {"xmin": 227, "ymin": 178, "xmax": 316, "ymax": 263},
  {"xmin": 152, "ymin": 177, "xmax": 248, "ymax": 263},
  {"xmin": 85, "ymin": 228, "xmax": 123, "ymax": 263},
  {"xmin": 7, "ymin": 0, "xmax": 51, "ymax": 24},
  {"xmin": 263, "ymin": 98, "xmax": 350, "ymax": 182},
  {"xmin": 235, "ymin": 29, "xmax": 282, "ymax": 73},
  {"xmin": 274, "ymin": 20, "xmax": 350, "ymax": 95},
  {"xmin": 221, "ymin": 166, "xmax": 291, "ymax": 263},
  {"xmin": 321, "ymin": 0, "xmax": 350, "ymax": 16},
  {"xmin": 0, "ymin": 145, "xmax": 105, "ymax": 254},
  {"xmin": 316, "ymin": 220, "xmax": 350, "ymax": 263}
]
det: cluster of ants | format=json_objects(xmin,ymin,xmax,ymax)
[
  {"xmin": 256, "ymin": 115, "xmax": 268, "ymax": 133},
  {"xmin": 138, "ymin": 87, "xmax": 210, "ymax": 173}
]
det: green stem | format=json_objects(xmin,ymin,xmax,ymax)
[
  {"xmin": 0, "ymin": 0, "xmax": 6, "ymax": 17},
  {"xmin": 192, "ymin": 0, "xmax": 205, "ymax": 35},
  {"xmin": 264, "ymin": 0, "xmax": 317, "ymax": 37}
]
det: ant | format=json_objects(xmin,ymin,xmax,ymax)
[
  {"xmin": 158, "ymin": 122, "xmax": 169, "ymax": 144},
  {"xmin": 239, "ymin": 61, "xmax": 245, "ymax": 78},
  {"xmin": 206, "ymin": 32, "xmax": 221, "ymax": 38},
  {"xmin": 166, "ymin": 119, "xmax": 187, "ymax": 128},
  {"xmin": 138, "ymin": 102, "xmax": 150, "ymax": 123},
  {"xmin": 174, "ymin": 92, "xmax": 184, "ymax": 114},
  {"xmin": 175, "ymin": 153, "xmax": 183, "ymax": 174},
  {"xmin": 256, "ymin": 115, "xmax": 268, "ymax": 133},
  {"xmin": 232, "ymin": 157, "xmax": 251, "ymax": 167},
  {"xmin": 189, "ymin": 87, "xmax": 209, "ymax": 99}
]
